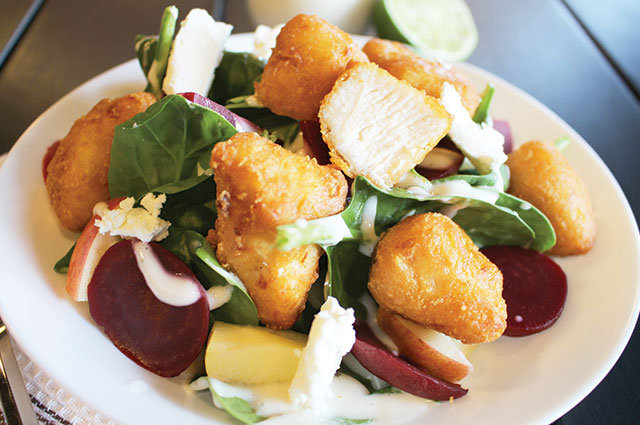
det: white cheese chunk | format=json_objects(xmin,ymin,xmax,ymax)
[
  {"xmin": 440, "ymin": 82, "xmax": 507, "ymax": 174},
  {"xmin": 94, "ymin": 193, "xmax": 171, "ymax": 243},
  {"xmin": 162, "ymin": 8, "xmax": 233, "ymax": 96},
  {"xmin": 253, "ymin": 24, "xmax": 283, "ymax": 60},
  {"xmin": 289, "ymin": 297, "xmax": 356, "ymax": 412}
]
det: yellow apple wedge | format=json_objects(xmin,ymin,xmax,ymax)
[
  {"xmin": 205, "ymin": 322, "xmax": 307, "ymax": 385},
  {"xmin": 377, "ymin": 307, "xmax": 473, "ymax": 383}
]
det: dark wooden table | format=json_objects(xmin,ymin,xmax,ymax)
[{"xmin": 0, "ymin": 1, "xmax": 638, "ymax": 424}]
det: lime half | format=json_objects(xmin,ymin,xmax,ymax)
[{"xmin": 374, "ymin": 0, "xmax": 478, "ymax": 62}]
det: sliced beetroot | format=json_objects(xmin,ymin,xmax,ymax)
[
  {"xmin": 179, "ymin": 92, "xmax": 260, "ymax": 133},
  {"xmin": 493, "ymin": 119, "xmax": 513, "ymax": 154},
  {"xmin": 351, "ymin": 321, "xmax": 467, "ymax": 400},
  {"xmin": 42, "ymin": 140, "xmax": 60, "ymax": 182},
  {"xmin": 481, "ymin": 246, "xmax": 567, "ymax": 337},
  {"xmin": 88, "ymin": 240, "xmax": 210, "ymax": 377},
  {"xmin": 300, "ymin": 120, "xmax": 330, "ymax": 165}
]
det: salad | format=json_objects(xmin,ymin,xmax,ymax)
[{"xmin": 40, "ymin": 6, "xmax": 597, "ymax": 425}]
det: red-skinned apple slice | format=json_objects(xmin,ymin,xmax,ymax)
[
  {"xmin": 66, "ymin": 197, "xmax": 126, "ymax": 301},
  {"xmin": 88, "ymin": 240, "xmax": 210, "ymax": 377},
  {"xmin": 351, "ymin": 321, "xmax": 468, "ymax": 400},
  {"xmin": 377, "ymin": 307, "xmax": 472, "ymax": 383}
]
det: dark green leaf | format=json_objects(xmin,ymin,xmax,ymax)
[
  {"xmin": 109, "ymin": 94, "xmax": 237, "ymax": 199},
  {"xmin": 371, "ymin": 386, "xmax": 403, "ymax": 395},
  {"xmin": 54, "ymin": 243, "xmax": 75, "ymax": 274},
  {"xmin": 324, "ymin": 242, "xmax": 370, "ymax": 320},
  {"xmin": 209, "ymin": 52, "xmax": 265, "ymax": 104},
  {"xmin": 162, "ymin": 203, "xmax": 216, "ymax": 235},
  {"xmin": 472, "ymin": 83, "xmax": 494, "ymax": 124}
]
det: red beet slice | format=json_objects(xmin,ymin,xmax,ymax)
[
  {"xmin": 481, "ymin": 246, "xmax": 567, "ymax": 337},
  {"xmin": 179, "ymin": 92, "xmax": 260, "ymax": 133},
  {"xmin": 300, "ymin": 120, "xmax": 330, "ymax": 165},
  {"xmin": 88, "ymin": 240, "xmax": 210, "ymax": 377},
  {"xmin": 351, "ymin": 321, "xmax": 468, "ymax": 400},
  {"xmin": 493, "ymin": 119, "xmax": 513, "ymax": 154},
  {"xmin": 42, "ymin": 140, "xmax": 60, "ymax": 182}
]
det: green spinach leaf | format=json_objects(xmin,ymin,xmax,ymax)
[
  {"xmin": 209, "ymin": 52, "xmax": 265, "ymax": 104},
  {"xmin": 325, "ymin": 242, "xmax": 371, "ymax": 320},
  {"xmin": 109, "ymin": 94, "xmax": 237, "ymax": 199},
  {"xmin": 472, "ymin": 83, "xmax": 494, "ymax": 124},
  {"xmin": 333, "ymin": 418, "xmax": 373, "ymax": 425},
  {"xmin": 54, "ymin": 243, "xmax": 75, "ymax": 274},
  {"xmin": 206, "ymin": 378, "xmax": 265, "ymax": 424},
  {"xmin": 226, "ymin": 96, "xmax": 299, "ymax": 145}
]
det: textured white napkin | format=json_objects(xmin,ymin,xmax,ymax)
[{"xmin": 0, "ymin": 152, "xmax": 115, "ymax": 425}]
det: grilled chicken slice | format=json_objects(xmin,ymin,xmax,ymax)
[{"xmin": 319, "ymin": 62, "xmax": 451, "ymax": 188}]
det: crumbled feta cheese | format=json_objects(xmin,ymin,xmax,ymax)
[
  {"xmin": 162, "ymin": 9, "xmax": 233, "ymax": 95},
  {"xmin": 289, "ymin": 297, "xmax": 356, "ymax": 412},
  {"xmin": 94, "ymin": 193, "xmax": 171, "ymax": 242},
  {"xmin": 253, "ymin": 24, "xmax": 283, "ymax": 60},
  {"xmin": 440, "ymin": 82, "xmax": 507, "ymax": 174}
]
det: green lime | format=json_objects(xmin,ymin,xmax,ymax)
[{"xmin": 374, "ymin": 0, "xmax": 478, "ymax": 62}]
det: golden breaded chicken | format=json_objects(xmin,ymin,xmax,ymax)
[
  {"xmin": 210, "ymin": 132, "xmax": 348, "ymax": 329},
  {"xmin": 368, "ymin": 213, "xmax": 507, "ymax": 344},
  {"xmin": 507, "ymin": 140, "xmax": 596, "ymax": 256},
  {"xmin": 319, "ymin": 62, "xmax": 451, "ymax": 188},
  {"xmin": 254, "ymin": 14, "xmax": 368, "ymax": 121},
  {"xmin": 46, "ymin": 92, "xmax": 156, "ymax": 231},
  {"xmin": 363, "ymin": 38, "xmax": 480, "ymax": 116}
]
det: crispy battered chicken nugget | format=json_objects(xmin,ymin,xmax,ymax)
[
  {"xmin": 45, "ymin": 92, "xmax": 156, "ymax": 231},
  {"xmin": 319, "ymin": 62, "xmax": 451, "ymax": 188},
  {"xmin": 363, "ymin": 38, "xmax": 480, "ymax": 116},
  {"xmin": 210, "ymin": 133, "xmax": 347, "ymax": 329},
  {"xmin": 368, "ymin": 213, "xmax": 507, "ymax": 344},
  {"xmin": 507, "ymin": 140, "xmax": 596, "ymax": 256},
  {"xmin": 254, "ymin": 14, "xmax": 368, "ymax": 121}
]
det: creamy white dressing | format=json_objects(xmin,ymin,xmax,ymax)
[
  {"xmin": 132, "ymin": 241, "xmax": 202, "ymax": 307},
  {"xmin": 358, "ymin": 196, "xmax": 380, "ymax": 256},
  {"xmin": 520, "ymin": 201, "xmax": 532, "ymax": 210},
  {"xmin": 429, "ymin": 180, "xmax": 500, "ymax": 204},
  {"xmin": 192, "ymin": 374, "xmax": 430, "ymax": 425},
  {"xmin": 206, "ymin": 285, "xmax": 233, "ymax": 310},
  {"xmin": 360, "ymin": 294, "xmax": 399, "ymax": 354}
]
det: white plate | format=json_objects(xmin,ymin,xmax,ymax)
[{"xmin": 0, "ymin": 34, "xmax": 638, "ymax": 425}]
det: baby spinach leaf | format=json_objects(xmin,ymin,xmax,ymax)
[
  {"xmin": 226, "ymin": 96, "xmax": 299, "ymax": 145},
  {"xmin": 325, "ymin": 242, "xmax": 371, "ymax": 320},
  {"xmin": 54, "ymin": 243, "xmax": 75, "ymax": 274},
  {"xmin": 135, "ymin": 6, "xmax": 178, "ymax": 97},
  {"xmin": 371, "ymin": 386, "xmax": 403, "ymax": 395},
  {"xmin": 162, "ymin": 203, "xmax": 216, "ymax": 235},
  {"xmin": 277, "ymin": 175, "xmax": 555, "ymax": 252},
  {"xmin": 206, "ymin": 379, "xmax": 265, "ymax": 424},
  {"xmin": 333, "ymin": 418, "xmax": 372, "ymax": 425},
  {"xmin": 109, "ymin": 94, "xmax": 237, "ymax": 199},
  {"xmin": 472, "ymin": 83, "xmax": 495, "ymax": 124},
  {"xmin": 160, "ymin": 229, "xmax": 259, "ymax": 325},
  {"xmin": 209, "ymin": 52, "xmax": 265, "ymax": 104}
]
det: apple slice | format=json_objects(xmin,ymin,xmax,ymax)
[
  {"xmin": 351, "ymin": 321, "xmax": 467, "ymax": 400},
  {"xmin": 377, "ymin": 307, "xmax": 472, "ymax": 383},
  {"xmin": 66, "ymin": 197, "xmax": 126, "ymax": 301},
  {"xmin": 88, "ymin": 240, "xmax": 210, "ymax": 377}
]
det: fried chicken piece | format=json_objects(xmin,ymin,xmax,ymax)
[
  {"xmin": 319, "ymin": 62, "xmax": 451, "ymax": 188},
  {"xmin": 507, "ymin": 140, "xmax": 596, "ymax": 256},
  {"xmin": 254, "ymin": 14, "xmax": 368, "ymax": 121},
  {"xmin": 46, "ymin": 92, "xmax": 156, "ymax": 231},
  {"xmin": 368, "ymin": 213, "xmax": 506, "ymax": 344},
  {"xmin": 363, "ymin": 38, "xmax": 480, "ymax": 116},
  {"xmin": 210, "ymin": 132, "xmax": 348, "ymax": 329}
]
